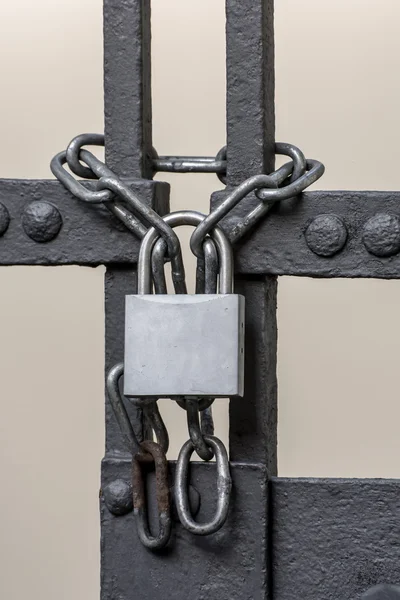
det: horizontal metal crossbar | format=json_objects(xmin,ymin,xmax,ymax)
[
  {"xmin": 0, "ymin": 178, "xmax": 169, "ymax": 265},
  {"xmin": 214, "ymin": 190, "xmax": 400, "ymax": 278},
  {"xmin": 2, "ymin": 180, "xmax": 400, "ymax": 279}
]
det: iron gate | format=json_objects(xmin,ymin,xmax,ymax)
[{"xmin": 3, "ymin": 1, "xmax": 400, "ymax": 599}]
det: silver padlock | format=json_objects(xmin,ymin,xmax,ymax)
[{"xmin": 124, "ymin": 211, "xmax": 245, "ymax": 398}]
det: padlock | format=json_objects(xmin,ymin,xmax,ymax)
[{"xmin": 123, "ymin": 211, "xmax": 245, "ymax": 398}]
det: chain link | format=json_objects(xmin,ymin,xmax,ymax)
[
  {"xmin": 184, "ymin": 398, "xmax": 214, "ymax": 461},
  {"xmin": 190, "ymin": 143, "xmax": 325, "ymax": 257},
  {"xmin": 152, "ymin": 146, "xmax": 227, "ymax": 177},
  {"xmin": 106, "ymin": 363, "xmax": 146, "ymax": 459},
  {"xmin": 137, "ymin": 210, "xmax": 233, "ymax": 295},
  {"xmin": 132, "ymin": 440, "xmax": 171, "ymax": 550},
  {"xmin": 106, "ymin": 363, "xmax": 172, "ymax": 550},
  {"xmin": 51, "ymin": 135, "xmax": 183, "ymax": 261},
  {"xmin": 174, "ymin": 436, "xmax": 232, "ymax": 536}
]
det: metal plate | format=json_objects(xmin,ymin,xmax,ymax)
[
  {"xmin": 272, "ymin": 478, "xmax": 400, "ymax": 600},
  {"xmin": 124, "ymin": 294, "xmax": 245, "ymax": 398},
  {"xmin": 101, "ymin": 460, "xmax": 269, "ymax": 600}
]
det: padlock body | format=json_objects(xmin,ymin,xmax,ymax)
[{"xmin": 124, "ymin": 294, "xmax": 245, "ymax": 398}]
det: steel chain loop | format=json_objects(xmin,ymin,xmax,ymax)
[
  {"xmin": 106, "ymin": 363, "xmax": 170, "ymax": 455},
  {"xmin": 151, "ymin": 145, "xmax": 227, "ymax": 178},
  {"xmin": 184, "ymin": 398, "xmax": 214, "ymax": 461},
  {"xmin": 175, "ymin": 436, "xmax": 232, "ymax": 536},
  {"xmin": 190, "ymin": 142, "xmax": 324, "ymax": 257},
  {"xmin": 106, "ymin": 363, "xmax": 146, "ymax": 460},
  {"xmin": 51, "ymin": 135, "xmax": 183, "ymax": 261}
]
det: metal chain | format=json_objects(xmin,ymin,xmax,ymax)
[
  {"xmin": 132, "ymin": 440, "xmax": 171, "ymax": 550},
  {"xmin": 52, "ymin": 135, "xmax": 324, "ymax": 542},
  {"xmin": 51, "ymin": 135, "xmax": 324, "ymax": 265},
  {"xmin": 148, "ymin": 224, "xmax": 219, "ymax": 457},
  {"xmin": 141, "ymin": 211, "xmax": 232, "ymax": 535},
  {"xmin": 174, "ymin": 435, "xmax": 232, "ymax": 536},
  {"xmin": 51, "ymin": 135, "xmax": 183, "ymax": 259},
  {"xmin": 106, "ymin": 363, "xmax": 171, "ymax": 550},
  {"xmin": 190, "ymin": 142, "xmax": 325, "ymax": 257},
  {"xmin": 183, "ymin": 398, "xmax": 214, "ymax": 461},
  {"xmin": 152, "ymin": 146, "xmax": 227, "ymax": 180}
]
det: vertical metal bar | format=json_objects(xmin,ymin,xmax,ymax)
[
  {"xmin": 232, "ymin": 277, "xmax": 278, "ymax": 471},
  {"xmin": 225, "ymin": 0, "xmax": 275, "ymax": 187},
  {"xmin": 105, "ymin": 267, "xmax": 142, "ymax": 455},
  {"xmin": 102, "ymin": 3, "xmax": 153, "ymax": 594},
  {"xmin": 225, "ymin": 0, "xmax": 277, "ymax": 470},
  {"xmin": 104, "ymin": 0, "xmax": 152, "ymax": 178},
  {"xmin": 103, "ymin": 0, "xmax": 154, "ymax": 457}
]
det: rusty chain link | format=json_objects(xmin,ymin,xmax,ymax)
[
  {"xmin": 132, "ymin": 440, "xmax": 172, "ymax": 551},
  {"xmin": 106, "ymin": 363, "xmax": 171, "ymax": 550}
]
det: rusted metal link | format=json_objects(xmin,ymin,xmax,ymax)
[
  {"xmin": 142, "ymin": 401, "xmax": 169, "ymax": 454},
  {"xmin": 132, "ymin": 440, "xmax": 171, "ymax": 550}
]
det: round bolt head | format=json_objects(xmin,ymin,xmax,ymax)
[
  {"xmin": 103, "ymin": 479, "xmax": 133, "ymax": 516},
  {"xmin": 362, "ymin": 584, "xmax": 400, "ymax": 600},
  {"xmin": 22, "ymin": 201, "xmax": 63, "ymax": 243},
  {"xmin": 305, "ymin": 214, "xmax": 348, "ymax": 257},
  {"xmin": 0, "ymin": 203, "xmax": 10, "ymax": 236},
  {"xmin": 363, "ymin": 213, "xmax": 400, "ymax": 257}
]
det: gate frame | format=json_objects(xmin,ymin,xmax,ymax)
[{"xmin": 1, "ymin": 1, "xmax": 399, "ymax": 599}]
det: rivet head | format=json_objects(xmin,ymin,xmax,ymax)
[
  {"xmin": 103, "ymin": 479, "xmax": 133, "ymax": 516},
  {"xmin": 305, "ymin": 214, "xmax": 348, "ymax": 257},
  {"xmin": 362, "ymin": 584, "xmax": 400, "ymax": 600},
  {"xmin": 0, "ymin": 203, "xmax": 10, "ymax": 236},
  {"xmin": 363, "ymin": 213, "xmax": 400, "ymax": 257},
  {"xmin": 22, "ymin": 201, "xmax": 62, "ymax": 243}
]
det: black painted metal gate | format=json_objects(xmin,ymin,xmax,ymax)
[{"xmin": 4, "ymin": 1, "xmax": 400, "ymax": 599}]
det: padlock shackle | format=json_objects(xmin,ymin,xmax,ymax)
[{"xmin": 138, "ymin": 210, "xmax": 234, "ymax": 295}]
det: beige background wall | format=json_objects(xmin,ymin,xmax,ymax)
[{"xmin": 1, "ymin": 1, "xmax": 400, "ymax": 598}]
